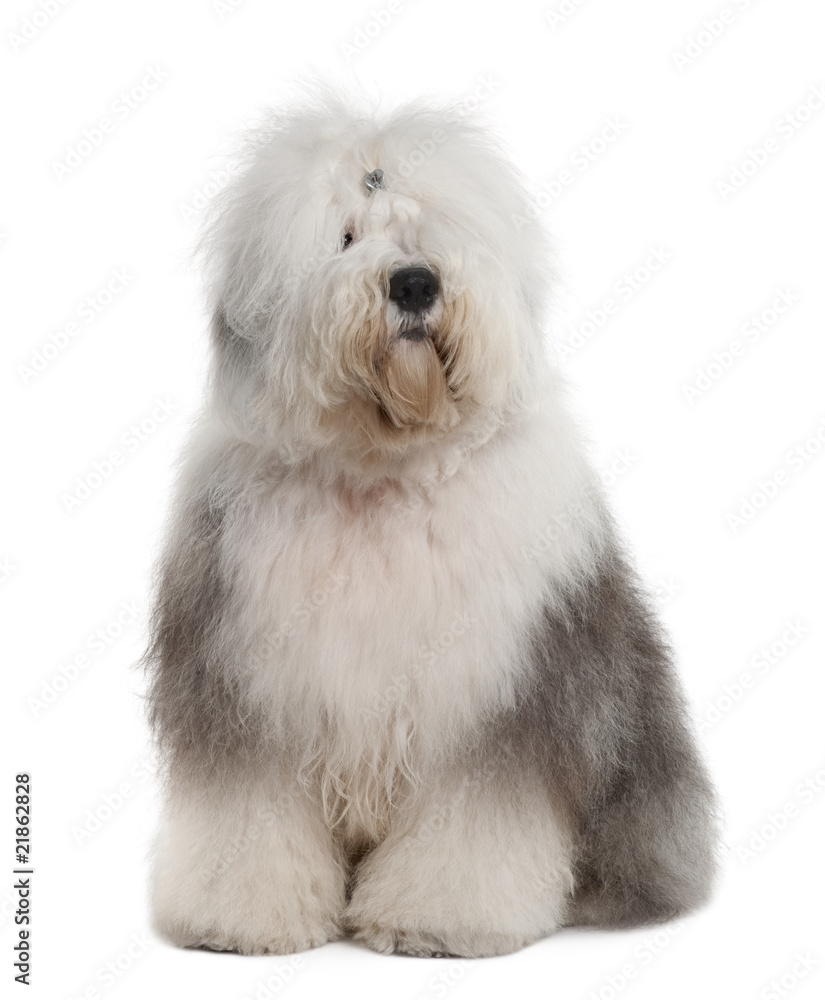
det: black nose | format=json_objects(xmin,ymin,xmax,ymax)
[{"xmin": 388, "ymin": 267, "xmax": 439, "ymax": 313}]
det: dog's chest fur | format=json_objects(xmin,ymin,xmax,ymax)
[{"xmin": 221, "ymin": 418, "xmax": 602, "ymax": 843}]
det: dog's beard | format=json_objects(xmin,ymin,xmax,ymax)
[
  {"xmin": 309, "ymin": 274, "xmax": 513, "ymax": 459},
  {"xmin": 337, "ymin": 306, "xmax": 461, "ymax": 435},
  {"xmin": 372, "ymin": 327, "xmax": 457, "ymax": 429}
]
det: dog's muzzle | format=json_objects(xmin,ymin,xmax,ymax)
[{"xmin": 389, "ymin": 267, "xmax": 439, "ymax": 343}]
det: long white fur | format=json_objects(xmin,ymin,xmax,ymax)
[{"xmin": 189, "ymin": 96, "xmax": 609, "ymax": 836}]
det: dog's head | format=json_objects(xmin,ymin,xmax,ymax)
[{"xmin": 204, "ymin": 95, "xmax": 552, "ymax": 468}]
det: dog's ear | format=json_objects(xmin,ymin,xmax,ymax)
[
  {"xmin": 211, "ymin": 305, "xmax": 238, "ymax": 348},
  {"xmin": 211, "ymin": 306, "xmax": 255, "ymax": 367},
  {"xmin": 207, "ymin": 304, "xmax": 264, "ymax": 436}
]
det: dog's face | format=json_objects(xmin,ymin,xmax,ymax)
[{"xmin": 206, "ymin": 100, "xmax": 549, "ymax": 463}]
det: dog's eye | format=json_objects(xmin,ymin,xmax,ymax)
[{"xmin": 341, "ymin": 232, "xmax": 355, "ymax": 251}]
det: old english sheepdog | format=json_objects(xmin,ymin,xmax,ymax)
[{"xmin": 144, "ymin": 95, "xmax": 719, "ymax": 958}]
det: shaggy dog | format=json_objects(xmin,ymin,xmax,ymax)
[{"xmin": 144, "ymin": 95, "xmax": 719, "ymax": 958}]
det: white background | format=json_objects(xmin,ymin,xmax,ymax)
[{"xmin": 3, "ymin": 0, "xmax": 825, "ymax": 998}]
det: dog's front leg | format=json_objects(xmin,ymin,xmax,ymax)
[
  {"xmin": 346, "ymin": 752, "xmax": 575, "ymax": 958},
  {"xmin": 150, "ymin": 764, "xmax": 347, "ymax": 955}
]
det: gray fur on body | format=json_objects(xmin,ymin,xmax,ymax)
[{"xmin": 145, "ymin": 456, "xmax": 719, "ymax": 948}]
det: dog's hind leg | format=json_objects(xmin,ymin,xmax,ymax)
[{"xmin": 521, "ymin": 543, "xmax": 722, "ymax": 929}]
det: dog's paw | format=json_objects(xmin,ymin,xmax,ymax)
[
  {"xmin": 153, "ymin": 862, "xmax": 346, "ymax": 955},
  {"xmin": 351, "ymin": 921, "xmax": 536, "ymax": 958},
  {"xmin": 157, "ymin": 911, "xmax": 343, "ymax": 956},
  {"xmin": 351, "ymin": 923, "xmax": 452, "ymax": 957}
]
